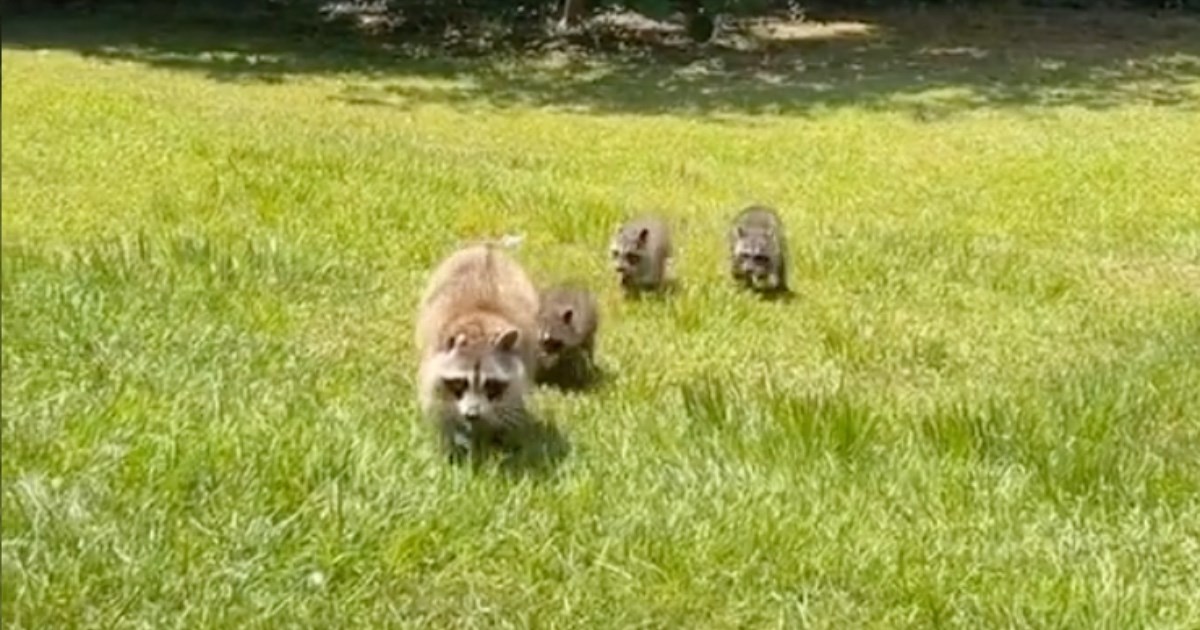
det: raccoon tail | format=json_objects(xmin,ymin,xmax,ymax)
[
  {"xmin": 495, "ymin": 233, "xmax": 525, "ymax": 249},
  {"xmin": 474, "ymin": 233, "xmax": 525, "ymax": 250}
]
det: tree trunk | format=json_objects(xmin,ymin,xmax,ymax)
[
  {"xmin": 559, "ymin": 0, "xmax": 586, "ymax": 27},
  {"xmin": 677, "ymin": 0, "xmax": 714, "ymax": 43}
]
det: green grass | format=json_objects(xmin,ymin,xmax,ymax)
[{"xmin": 4, "ymin": 9, "xmax": 1200, "ymax": 628}]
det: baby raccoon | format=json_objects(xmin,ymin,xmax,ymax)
[
  {"xmin": 415, "ymin": 243, "xmax": 540, "ymax": 460},
  {"xmin": 535, "ymin": 283, "xmax": 599, "ymax": 386},
  {"xmin": 610, "ymin": 216, "xmax": 673, "ymax": 292},
  {"xmin": 729, "ymin": 205, "xmax": 789, "ymax": 294}
]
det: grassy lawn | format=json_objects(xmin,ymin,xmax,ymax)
[{"xmin": 3, "ymin": 9, "xmax": 1200, "ymax": 628}]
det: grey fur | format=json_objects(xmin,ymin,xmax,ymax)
[
  {"xmin": 729, "ymin": 205, "xmax": 789, "ymax": 294},
  {"xmin": 535, "ymin": 283, "xmax": 600, "ymax": 385},
  {"xmin": 610, "ymin": 216, "xmax": 673, "ymax": 292}
]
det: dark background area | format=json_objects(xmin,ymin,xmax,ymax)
[{"xmin": 2, "ymin": 0, "xmax": 1198, "ymax": 119}]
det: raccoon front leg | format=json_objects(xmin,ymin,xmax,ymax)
[
  {"xmin": 440, "ymin": 424, "xmax": 473, "ymax": 464},
  {"xmin": 773, "ymin": 265, "xmax": 789, "ymax": 293},
  {"xmin": 731, "ymin": 265, "xmax": 751, "ymax": 288}
]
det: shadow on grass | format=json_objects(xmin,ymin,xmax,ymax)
[
  {"xmin": 447, "ymin": 408, "xmax": 571, "ymax": 478},
  {"xmin": 537, "ymin": 361, "xmax": 612, "ymax": 394},
  {"xmin": 620, "ymin": 278, "xmax": 682, "ymax": 301},
  {"xmin": 734, "ymin": 283, "xmax": 797, "ymax": 302},
  {"xmin": 498, "ymin": 413, "xmax": 572, "ymax": 479},
  {"xmin": 3, "ymin": 7, "xmax": 1199, "ymax": 118}
]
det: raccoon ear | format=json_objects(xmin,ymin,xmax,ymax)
[
  {"xmin": 560, "ymin": 308, "xmax": 574, "ymax": 326},
  {"xmin": 444, "ymin": 333, "xmax": 465, "ymax": 352},
  {"xmin": 735, "ymin": 226, "xmax": 745, "ymax": 239},
  {"xmin": 637, "ymin": 228, "xmax": 650, "ymax": 246},
  {"xmin": 495, "ymin": 329, "xmax": 520, "ymax": 351}
]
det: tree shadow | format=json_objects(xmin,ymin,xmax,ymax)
[{"xmin": 3, "ymin": 7, "xmax": 1198, "ymax": 119}]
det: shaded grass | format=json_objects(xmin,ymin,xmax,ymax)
[
  {"xmin": 3, "ymin": 8, "xmax": 1200, "ymax": 118},
  {"xmin": 4, "ymin": 13, "xmax": 1200, "ymax": 628}
]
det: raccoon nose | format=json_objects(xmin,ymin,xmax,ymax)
[{"xmin": 463, "ymin": 408, "xmax": 482, "ymax": 422}]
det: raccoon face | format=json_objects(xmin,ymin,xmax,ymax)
[
  {"xmin": 610, "ymin": 226, "xmax": 651, "ymax": 280},
  {"xmin": 432, "ymin": 329, "xmax": 527, "ymax": 431},
  {"xmin": 732, "ymin": 229, "xmax": 779, "ymax": 283},
  {"xmin": 536, "ymin": 307, "xmax": 578, "ymax": 369}
]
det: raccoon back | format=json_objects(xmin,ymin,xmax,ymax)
[
  {"xmin": 416, "ymin": 244, "xmax": 540, "ymax": 361},
  {"xmin": 630, "ymin": 216, "xmax": 673, "ymax": 260},
  {"xmin": 731, "ymin": 206, "xmax": 786, "ymax": 250},
  {"xmin": 731, "ymin": 205, "xmax": 783, "ymax": 237}
]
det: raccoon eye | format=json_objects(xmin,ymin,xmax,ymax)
[
  {"xmin": 442, "ymin": 378, "xmax": 468, "ymax": 399},
  {"xmin": 483, "ymin": 379, "xmax": 508, "ymax": 401},
  {"xmin": 625, "ymin": 253, "xmax": 641, "ymax": 264},
  {"xmin": 541, "ymin": 337, "xmax": 564, "ymax": 353},
  {"xmin": 752, "ymin": 254, "xmax": 771, "ymax": 265}
]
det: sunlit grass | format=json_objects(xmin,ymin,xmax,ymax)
[{"xmin": 3, "ymin": 21, "xmax": 1200, "ymax": 628}]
